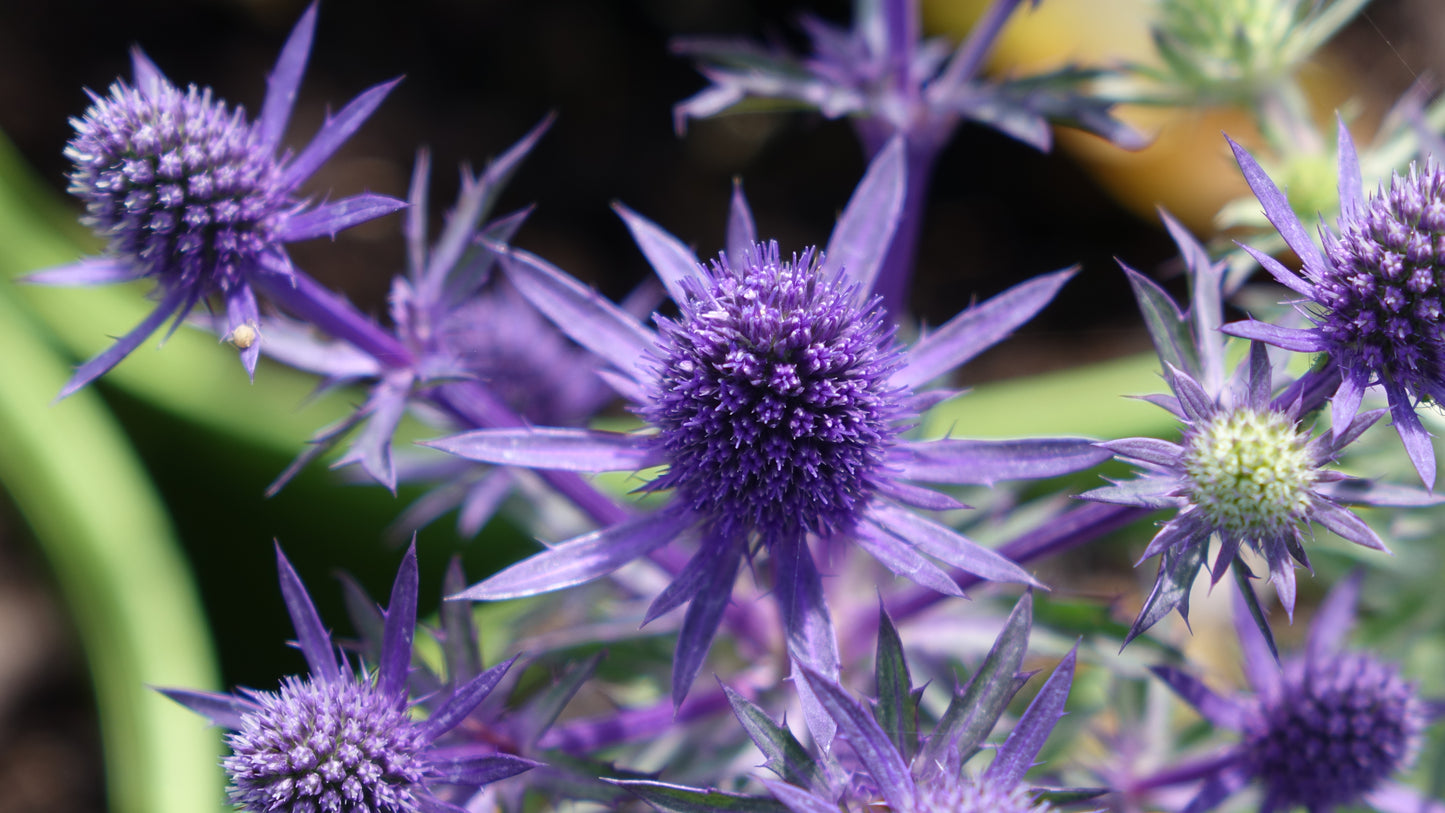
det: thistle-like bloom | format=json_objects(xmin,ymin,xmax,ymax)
[
  {"xmin": 161, "ymin": 545, "xmax": 536, "ymax": 813},
  {"xmin": 425, "ymin": 138, "xmax": 1107, "ymax": 701},
  {"xmin": 1225, "ymin": 119, "xmax": 1445, "ymax": 488},
  {"xmin": 1140, "ymin": 573, "xmax": 1444, "ymax": 813},
  {"xmin": 263, "ymin": 120, "xmax": 622, "ymax": 537},
  {"xmin": 31, "ymin": 3, "xmax": 404, "ymax": 398},
  {"xmin": 673, "ymin": 0, "xmax": 1141, "ymax": 316},
  {"xmin": 616, "ymin": 595, "xmax": 1097, "ymax": 813},
  {"xmin": 1086, "ymin": 214, "xmax": 1420, "ymax": 642}
]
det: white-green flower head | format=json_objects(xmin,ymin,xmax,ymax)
[
  {"xmin": 1182, "ymin": 406, "xmax": 1316, "ymax": 538},
  {"xmin": 1147, "ymin": 0, "xmax": 1369, "ymax": 104}
]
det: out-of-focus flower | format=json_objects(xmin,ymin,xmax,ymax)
[
  {"xmin": 1136, "ymin": 572, "xmax": 1444, "ymax": 813},
  {"xmin": 30, "ymin": 3, "xmax": 403, "ymax": 398},
  {"xmin": 160, "ymin": 544, "xmax": 535, "ymax": 813},
  {"xmin": 425, "ymin": 137, "xmax": 1107, "ymax": 702},
  {"xmin": 1087, "ymin": 212, "xmax": 1428, "ymax": 643},
  {"xmin": 1225, "ymin": 120, "xmax": 1445, "ymax": 489},
  {"xmin": 615, "ymin": 594, "xmax": 1099, "ymax": 813},
  {"xmin": 673, "ymin": 0, "xmax": 1141, "ymax": 317}
]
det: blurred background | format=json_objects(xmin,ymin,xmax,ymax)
[{"xmin": 0, "ymin": 0, "xmax": 1440, "ymax": 810}]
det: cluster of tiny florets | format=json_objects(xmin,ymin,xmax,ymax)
[
  {"xmin": 225, "ymin": 675, "xmax": 429, "ymax": 813},
  {"xmin": 66, "ymin": 78, "xmax": 286, "ymax": 293},
  {"xmin": 644, "ymin": 242, "xmax": 903, "ymax": 544},
  {"xmin": 1181, "ymin": 407, "xmax": 1316, "ymax": 537},
  {"xmin": 908, "ymin": 777, "xmax": 1054, "ymax": 813},
  {"xmin": 1322, "ymin": 162, "xmax": 1445, "ymax": 396},
  {"xmin": 1247, "ymin": 652, "xmax": 1424, "ymax": 809}
]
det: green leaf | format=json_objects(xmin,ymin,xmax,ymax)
[
  {"xmin": 610, "ymin": 780, "xmax": 791, "ymax": 813},
  {"xmin": 1125, "ymin": 539, "xmax": 1207, "ymax": 648},
  {"xmin": 722, "ymin": 684, "xmax": 827, "ymax": 793},
  {"xmin": 873, "ymin": 604, "xmax": 917, "ymax": 762}
]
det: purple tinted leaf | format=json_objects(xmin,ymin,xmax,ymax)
[
  {"xmin": 1337, "ymin": 115, "xmax": 1364, "ymax": 222},
  {"xmin": 671, "ymin": 542, "xmax": 744, "ymax": 706},
  {"xmin": 613, "ymin": 779, "xmax": 793, "ymax": 813},
  {"xmin": 615, "ymin": 202, "xmax": 705, "ymax": 306},
  {"xmin": 1123, "ymin": 539, "xmax": 1206, "ymax": 649},
  {"xmin": 1384, "ymin": 379, "xmax": 1436, "ymax": 490},
  {"xmin": 1311, "ymin": 498, "xmax": 1388, "ymax": 552},
  {"xmin": 129, "ymin": 46, "xmax": 166, "ymax": 95},
  {"xmin": 57, "ymin": 287, "xmax": 189, "ymax": 401},
  {"xmin": 224, "ymin": 284, "xmax": 261, "ymax": 379},
  {"xmin": 274, "ymin": 543, "xmax": 340, "ymax": 683},
  {"xmin": 1226, "ymin": 135, "xmax": 1330, "ymax": 282},
  {"xmin": 257, "ymin": 1, "xmax": 316, "ymax": 150},
  {"xmin": 453, "ymin": 504, "xmax": 694, "ymax": 600},
  {"xmin": 280, "ymin": 194, "xmax": 406, "ymax": 242},
  {"xmin": 853, "ymin": 522, "xmax": 965, "ymax": 597},
  {"xmin": 1163, "ymin": 364, "xmax": 1214, "ymax": 423},
  {"xmin": 985, "ymin": 645, "xmax": 1078, "ymax": 787},
  {"xmin": 156, "ymin": 687, "xmax": 257, "ymax": 730},
  {"xmin": 1221, "ymin": 318, "xmax": 1326, "ymax": 352},
  {"xmin": 422, "ymin": 426, "xmax": 659, "ymax": 472},
  {"xmin": 822, "ymin": 135, "xmax": 906, "ymax": 297},
  {"xmin": 890, "ymin": 437, "xmax": 1109, "ymax": 485},
  {"xmin": 873, "ymin": 478, "xmax": 967, "ymax": 511},
  {"xmin": 332, "ymin": 373, "xmax": 411, "ymax": 492},
  {"xmin": 1238, "ymin": 243, "xmax": 1317, "ymax": 297},
  {"xmin": 280, "ymin": 77, "xmax": 402, "ymax": 191},
  {"xmin": 645, "ymin": 537, "xmax": 741, "ymax": 625},
  {"xmin": 1315, "ymin": 477, "xmax": 1442, "ymax": 508},
  {"xmin": 22, "ymin": 258, "xmax": 145, "ymax": 286},
  {"xmin": 722, "ymin": 683, "xmax": 827, "ymax": 793},
  {"xmin": 726, "ymin": 180, "xmax": 758, "ymax": 267},
  {"xmin": 874, "ymin": 605, "xmax": 917, "ymax": 761},
  {"xmin": 865, "ymin": 501, "xmax": 1042, "ymax": 587},
  {"xmin": 420, "ymin": 656, "xmax": 517, "ymax": 741},
  {"xmin": 1147, "ymin": 665, "xmax": 1246, "ymax": 732},
  {"xmin": 897, "ymin": 268, "xmax": 1074, "ymax": 389},
  {"xmin": 1307, "ymin": 569, "xmax": 1363, "ymax": 663},
  {"xmin": 1098, "ymin": 437, "xmax": 1184, "ymax": 469},
  {"xmin": 378, "ymin": 542, "xmax": 419, "ymax": 703},
  {"xmin": 758, "ymin": 780, "xmax": 839, "ymax": 813},
  {"xmin": 405, "ymin": 150, "xmax": 430, "ymax": 278},
  {"xmin": 439, "ymin": 558, "xmax": 482, "ymax": 684},
  {"xmin": 516, "ymin": 651, "xmax": 603, "ymax": 748},
  {"xmin": 498, "ymin": 244, "xmax": 656, "ymax": 377},
  {"xmin": 1231, "ymin": 572, "xmax": 1282, "ymax": 693},
  {"xmin": 1122, "ymin": 263, "xmax": 1198, "ymax": 379},
  {"xmin": 1079, "ymin": 477, "xmax": 1182, "ymax": 509},
  {"xmin": 798, "ymin": 665, "xmax": 916, "ymax": 812},
  {"xmin": 918, "ymin": 592, "xmax": 1032, "ymax": 780},
  {"xmin": 431, "ymin": 752, "xmax": 537, "ymax": 786},
  {"xmin": 1331, "ymin": 369, "xmax": 1368, "ymax": 441}
]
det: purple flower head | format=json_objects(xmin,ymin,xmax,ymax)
[
  {"xmin": 1141, "ymin": 572, "xmax": 1444, "ymax": 813},
  {"xmin": 31, "ymin": 3, "xmax": 403, "ymax": 399},
  {"xmin": 160, "ymin": 545, "xmax": 536, "ymax": 813},
  {"xmin": 1085, "ymin": 213, "xmax": 1433, "ymax": 644},
  {"xmin": 615, "ymin": 595, "xmax": 1100, "ymax": 813},
  {"xmin": 672, "ymin": 0, "xmax": 1142, "ymax": 315},
  {"xmin": 424, "ymin": 137, "xmax": 1108, "ymax": 703},
  {"xmin": 1225, "ymin": 119, "xmax": 1445, "ymax": 489}
]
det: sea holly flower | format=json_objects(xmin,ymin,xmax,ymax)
[
  {"xmin": 1225, "ymin": 118, "xmax": 1445, "ymax": 489},
  {"xmin": 425, "ymin": 137, "xmax": 1108, "ymax": 702},
  {"xmin": 1085, "ymin": 213, "xmax": 1429, "ymax": 644},
  {"xmin": 672, "ymin": 0, "xmax": 1141, "ymax": 317},
  {"xmin": 160, "ymin": 544, "xmax": 536, "ymax": 813},
  {"xmin": 30, "ymin": 3, "xmax": 404, "ymax": 398},
  {"xmin": 1134, "ymin": 572, "xmax": 1445, "ymax": 813},
  {"xmin": 615, "ymin": 595, "xmax": 1103, "ymax": 813},
  {"xmin": 263, "ymin": 119, "xmax": 624, "ymax": 536}
]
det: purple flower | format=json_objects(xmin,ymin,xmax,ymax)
[
  {"xmin": 423, "ymin": 137, "xmax": 1108, "ymax": 702},
  {"xmin": 1139, "ymin": 572, "xmax": 1444, "ymax": 813},
  {"xmin": 262, "ymin": 120, "xmax": 626, "ymax": 537},
  {"xmin": 672, "ymin": 0, "xmax": 1141, "ymax": 315},
  {"xmin": 30, "ymin": 3, "xmax": 403, "ymax": 398},
  {"xmin": 1085, "ymin": 213, "xmax": 1428, "ymax": 643},
  {"xmin": 616, "ymin": 594, "xmax": 1097, "ymax": 813},
  {"xmin": 161, "ymin": 545, "xmax": 536, "ymax": 813},
  {"xmin": 1225, "ymin": 118, "xmax": 1445, "ymax": 489}
]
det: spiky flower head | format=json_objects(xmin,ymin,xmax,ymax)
[
  {"xmin": 426, "ymin": 138, "xmax": 1107, "ymax": 703},
  {"xmin": 1088, "ymin": 213, "xmax": 1425, "ymax": 645},
  {"xmin": 643, "ymin": 241, "xmax": 903, "ymax": 544},
  {"xmin": 31, "ymin": 3, "xmax": 403, "ymax": 398},
  {"xmin": 160, "ymin": 545, "xmax": 535, "ymax": 813},
  {"xmin": 1226, "ymin": 120, "xmax": 1445, "ymax": 488},
  {"xmin": 1144, "ymin": 573, "xmax": 1443, "ymax": 813},
  {"xmin": 615, "ymin": 595, "xmax": 1096, "ymax": 813}
]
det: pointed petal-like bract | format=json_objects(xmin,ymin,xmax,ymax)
[
  {"xmin": 760, "ymin": 779, "xmax": 840, "ymax": 813},
  {"xmin": 726, "ymin": 180, "xmax": 758, "ymax": 267},
  {"xmin": 281, "ymin": 194, "xmax": 407, "ymax": 242},
  {"xmin": 798, "ymin": 665, "xmax": 917, "ymax": 813},
  {"xmin": 156, "ymin": 687, "xmax": 259, "ymax": 730},
  {"xmin": 1305, "ymin": 569, "xmax": 1363, "ymax": 664},
  {"xmin": 821, "ymin": 135, "xmax": 906, "ymax": 298},
  {"xmin": 722, "ymin": 683, "xmax": 828, "ymax": 794},
  {"xmin": 423, "ymin": 427, "xmax": 659, "ymax": 472},
  {"xmin": 984, "ymin": 644, "xmax": 1078, "ymax": 787},
  {"xmin": 896, "ymin": 268, "xmax": 1073, "ymax": 389},
  {"xmin": 890, "ymin": 437, "xmax": 1109, "ymax": 485},
  {"xmin": 672, "ymin": 545, "xmax": 744, "ymax": 705},
  {"xmin": 425, "ymin": 750, "xmax": 538, "ymax": 786},
  {"xmin": 257, "ymin": 1, "xmax": 317, "ymax": 150},
  {"xmin": 1147, "ymin": 665, "xmax": 1247, "ymax": 733},
  {"xmin": 57, "ymin": 287, "xmax": 189, "ymax": 401},
  {"xmin": 874, "ymin": 605, "xmax": 917, "ymax": 761},
  {"xmin": 419, "ymin": 656, "xmax": 517, "ymax": 741},
  {"xmin": 1336, "ymin": 115, "xmax": 1364, "ymax": 223},
  {"xmin": 865, "ymin": 501, "xmax": 1042, "ymax": 587},
  {"xmin": 1231, "ymin": 582, "xmax": 1282, "ymax": 694},
  {"xmin": 274, "ymin": 543, "xmax": 341, "ymax": 683},
  {"xmin": 23, "ymin": 258, "xmax": 146, "ymax": 286},
  {"xmin": 1226, "ymin": 135, "xmax": 1331, "ymax": 283},
  {"xmin": 378, "ymin": 541, "xmax": 419, "ymax": 703},
  {"xmin": 1384, "ymin": 379, "xmax": 1437, "ymax": 490},
  {"xmin": 279, "ymin": 78, "xmax": 402, "ymax": 191},
  {"xmin": 1122, "ymin": 262, "xmax": 1198, "ymax": 380},
  {"xmin": 453, "ymin": 505, "xmax": 695, "ymax": 600},
  {"xmin": 615, "ymin": 202, "xmax": 705, "ymax": 307},
  {"xmin": 1221, "ymin": 319, "xmax": 1327, "ymax": 352}
]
